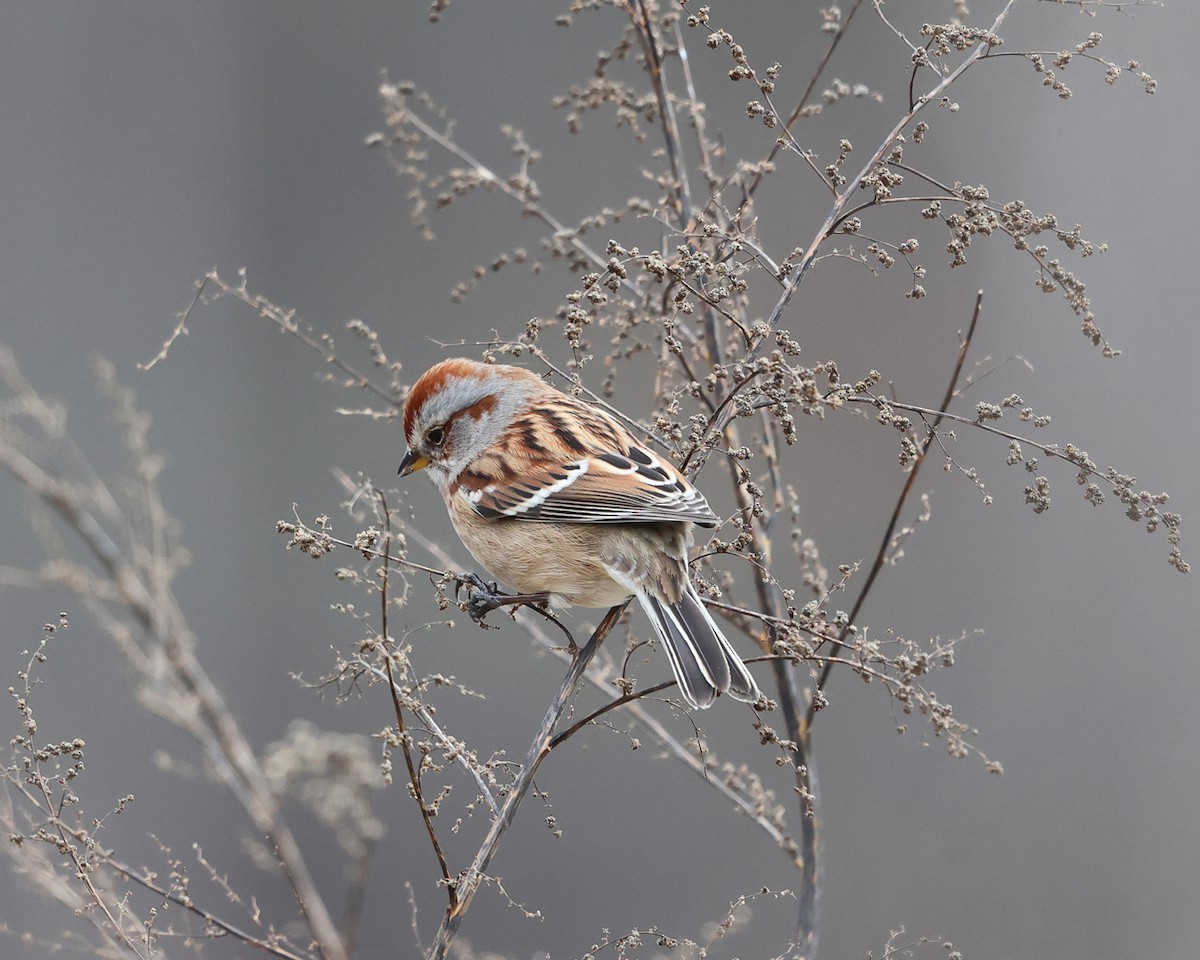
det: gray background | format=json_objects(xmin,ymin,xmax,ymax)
[{"xmin": 1, "ymin": 2, "xmax": 1197, "ymax": 959}]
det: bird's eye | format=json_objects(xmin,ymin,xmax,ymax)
[{"xmin": 425, "ymin": 425, "xmax": 446, "ymax": 447}]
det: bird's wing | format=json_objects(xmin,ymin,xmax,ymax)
[{"xmin": 464, "ymin": 446, "xmax": 719, "ymax": 527}]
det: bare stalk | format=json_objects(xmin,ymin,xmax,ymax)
[
  {"xmin": 376, "ymin": 491, "xmax": 457, "ymax": 911},
  {"xmin": 734, "ymin": 0, "xmax": 868, "ymax": 216},
  {"xmin": 378, "ymin": 85, "xmax": 646, "ymax": 302},
  {"xmin": 705, "ymin": 0, "xmax": 1017, "ymax": 450},
  {"xmin": 103, "ymin": 853, "xmax": 314, "ymax": 960},
  {"xmin": 627, "ymin": 0, "xmax": 694, "ymax": 226},
  {"xmin": 0, "ymin": 352, "xmax": 348, "ymax": 960},
  {"xmin": 399, "ymin": 518, "xmax": 796, "ymax": 852},
  {"xmin": 427, "ymin": 606, "xmax": 622, "ymax": 959},
  {"xmin": 807, "ymin": 291, "xmax": 985, "ymax": 730}
]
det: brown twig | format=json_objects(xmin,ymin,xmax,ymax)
[
  {"xmin": 376, "ymin": 490, "xmax": 458, "ymax": 912},
  {"xmin": 547, "ymin": 679, "xmax": 676, "ymax": 749},
  {"xmin": 428, "ymin": 606, "xmax": 622, "ymax": 959},
  {"xmin": 707, "ymin": 0, "xmax": 1017, "ymax": 449},
  {"xmin": 378, "ymin": 84, "xmax": 646, "ymax": 302},
  {"xmin": 144, "ymin": 271, "xmax": 399, "ymax": 412},
  {"xmin": 103, "ymin": 853, "xmax": 314, "ymax": 960},
  {"xmin": 735, "ymin": 0, "xmax": 868, "ymax": 217},
  {"xmin": 806, "ymin": 290, "xmax": 985, "ymax": 730},
  {"xmin": 0, "ymin": 352, "xmax": 348, "ymax": 960},
  {"xmin": 628, "ymin": 0, "xmax": 694, "ymax": 228}
]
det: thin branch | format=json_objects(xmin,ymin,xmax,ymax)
[
  {"xmin": 706, "ymin": 0, "xmax": 1017, "ymax": 452},
  {"xmin": 671, "ymin": 18, "xmax": 718, "ymax": 189},
  {"xmin": 0, "ymin": 358, "xmax": 348, "ymax": 960},
  {"xmin": 629, "ymin": 0, "xmax": 694, "ymax": 227},
  {"xmin": 547, "ymin": 680, "xmax": 676, "ymax": 749},
  {"xmin": 377, "ymin": 491, "xmax": 457, "ymax": 911},
  {"xmin": 105, "ymin": 854, "xmax": 313, "ymax": 960},
  {"xmin": 807, "ymin": 290, "xmax": 985, "ymax": 730},
  {"xmin": 144, "ymin": 271, "xmax": 398, "ymax": 411},
  {"xmin": 736, "ymin": 0, "xmax": 868, "ymax": 215},
  {"xmin": 338, "ymin": 838, "xmax": 375, "ymax": 960},
  {"xmin": 379, "ymin": 84, "xmax": 645, "ymax": 301},
  {"xmin": 18, "ymin": 766, "xmax": 150, "ymax": 958},
  {"xmin": 361, "ymin": 662, "xmax": 500, "ymax": 818},
  {"xmin": 428, "ymin": 606, "xmax": 623, "ymax": 959}
]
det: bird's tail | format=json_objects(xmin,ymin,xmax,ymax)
[{"xmin": 636, "ymin": 583, "xmax": 762, "ymax": 709}]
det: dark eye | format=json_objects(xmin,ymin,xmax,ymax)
[{"xmin": 425, "ymin": 425, "xmax": 446, "ymax": 447}]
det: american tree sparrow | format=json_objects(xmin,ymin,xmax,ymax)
[{"xmin": 399, "ymin": 357, "xmax": 762, "ymax": 709}]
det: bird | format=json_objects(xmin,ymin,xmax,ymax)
[{"xmin": 398, "ymin": 357, "xmax": 762, "ymax": 709}]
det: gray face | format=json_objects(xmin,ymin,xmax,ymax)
[{"xmin": 403, "ymin": 366, "xmax": 530, "ymax": 487}]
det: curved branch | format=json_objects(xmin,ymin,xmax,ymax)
[
  {"xmin": 807, "ymin": 290, "xmax": 984, "ymax": 729},
  {"xmin": 428, "ymin": 605, "xmax": 623, "ymax": 959},
  {"xmin": 377, "ymin": 492, "xmax": 457, "ymax": 911},
  {"xmin": 709, "ymin": 0, "xmax": 1017, "ymax": 449}
]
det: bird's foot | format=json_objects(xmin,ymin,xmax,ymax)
[
  {"xmin": 455, "ymin": 573, "xmax": 550, "ymax": 626},
  {"xmin": 454, "ymin": 573, "xmax": 504, "ymax": 624}
]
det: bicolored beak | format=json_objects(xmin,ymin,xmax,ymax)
[{"xmin": 398, "ymin": 449, "xmax": 430, "ymax": 477}]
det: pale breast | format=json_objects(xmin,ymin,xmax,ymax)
[
  {"xmin": 445, "ymin": 489, "xmax": 691, "ymax": 608},
  {"xmin": 446, "ymin": 489, "xmax": 623, "ymax": 606}
]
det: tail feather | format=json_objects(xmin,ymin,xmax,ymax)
[
  {"xmin": 634, "ymin": 585, "xmax": 762, "ymax": 709},
  {"xmin": 637, "ymin": 592, "xmax": 720, "ymax": 708},
  {"xmin": 682, "ymin": 583, "xmax": 761, "ymax": 704}
]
